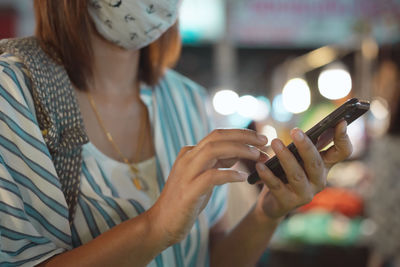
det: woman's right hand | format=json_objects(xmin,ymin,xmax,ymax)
[{"xmin": 147, "ymin": 129, "xmax": 268, "ymax": 246}]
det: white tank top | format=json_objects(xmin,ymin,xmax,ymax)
[{"xmin": 84, "ymin": 142, "xmax": 159, "ymax": 204}]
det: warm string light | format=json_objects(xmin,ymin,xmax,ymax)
[
  {"xmin": 212, "ymin": 90, "xmax": 271, "ymax": 121},
  {"xmin": 282, "ymin": 78, "xmax": 311, "ymax": 114},
  {"xmin": 318, "ymin": 65, "xmax": 352, "ymax": 100}
]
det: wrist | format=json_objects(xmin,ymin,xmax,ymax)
[
  {"xmin": 253, "ymin": 199, "xmax": 284, "ymax": 226},
  {"xmin": 146, "ymin": 200, "xmax": 186, "ymax": 249},
  {"xmin": 145, "ymin": 204, "xmax": 173, "ymax": 251}
]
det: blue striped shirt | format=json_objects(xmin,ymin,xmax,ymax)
[{"xmin": 0, "ymin": 54, "xmax": 227, "ymax": 266}]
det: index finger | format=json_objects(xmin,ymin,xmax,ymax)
[{"xmin": 197, "ymin": 129, "xmax": 268, "ymax": 148}]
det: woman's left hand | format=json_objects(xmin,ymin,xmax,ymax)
[{"xmin": 255, "ymin": 120, "xmax": 352, "ymax": 219}]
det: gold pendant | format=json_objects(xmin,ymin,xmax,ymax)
[
  {"xmin": 131, "ymin": 172, "xmax": 149, "ymax": 191},
  {"xmin": 133, "ymin": 177, "xmax": 142, "ymax": 190}
]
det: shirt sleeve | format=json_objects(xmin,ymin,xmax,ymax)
[{"xmin": 0, "ymin": 54, "xmax": 71, "ymax": 266}]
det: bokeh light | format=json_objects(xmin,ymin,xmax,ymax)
[
  {"xmin": 212, "ymin": 89, "xmax": 239, "ymax": 115},
  {"xmin": 272, "ymin": 94, "xmax": 293, "ymax": 122},
  {"xmin": 261, "ymin": 125, "xmax": 278, "ymax": 145},
  {"xmin": 370, "ymin": 97, "xmax": 390, "ymax": 120},
  {"xmin": 347, "ymin": 117, "xmax": 366, "ymax": 158},
  {"xmin": 318, "ymin": 67, "xmax": 352, "ymax": 100},
  {"xmin": 282, "ymin": 78, "xmax": 311, "ymax": 114},
  {"xmin": 227, "ymin": 113, "xmax": 252, "ymax": 129},
  {"xmin": 253, "ymin": 96, "xmax": 271, "ymax": 121},
  {"xmin": 368, "ymin": 97, "xmax": 391, "ymax": 137},
  {"xmin": 237, "ymin": 95, "xmax": 259, "ymax": 118}
]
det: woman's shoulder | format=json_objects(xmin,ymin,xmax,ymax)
[
  {"xmin": 0, "ymin": 53, "xmax": 35, "ymax": 113},
  {"xmin": 162, "ymin": 69, "xmax": 209, "ymax": 99},
  {"xmin": 156, "ymin": 69, "xmax": 214, "ymax": 135},
  {"xmin": 0, "ymin": 53, "xmax": 31, "ymax": 83},
  {"xmin": 0, "ymin": 52, "xmax": 29, "ymax": 76}
]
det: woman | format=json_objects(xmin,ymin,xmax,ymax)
[{"xmin": 0, "ymin": 1, "xmax": 352, "ymax": 266}]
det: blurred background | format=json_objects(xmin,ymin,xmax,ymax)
[{"xmin": 2, "ymin": 0, "xmax": 400, "ymax": 266}]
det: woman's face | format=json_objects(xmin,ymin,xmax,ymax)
[{"xmin": 88, "ymin": 0, "xmax": 181, "ymax": 50}]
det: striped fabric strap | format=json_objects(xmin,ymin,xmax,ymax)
[{"xmin": 0, "ymin": 37, "xmax": 89, "ymax": 224}]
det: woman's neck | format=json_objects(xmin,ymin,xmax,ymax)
[{"xmin": 89, "ymin": 32, "xmax": 141, "ymax": 100}]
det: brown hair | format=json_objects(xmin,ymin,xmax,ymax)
[{"xmin": 33, "ymin": 0, "xmax": 181, "ymax": 90}]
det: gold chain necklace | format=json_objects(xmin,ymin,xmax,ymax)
[{"xmin": 86, "ymin": 91, "xmax": 149, "ymax": 191}]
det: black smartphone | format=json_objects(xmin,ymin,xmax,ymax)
[{"xmin": 247, "ymin": 98, "xmax": 370, "ymax": 184}]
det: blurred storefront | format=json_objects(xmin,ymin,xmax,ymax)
[
  {"xmin": 1, "ymin": 0, "xmax": 400, "ymax": 266},
  {"xmin": 177, "ymin": 1, "xmax": 400, "ymax": 266}
]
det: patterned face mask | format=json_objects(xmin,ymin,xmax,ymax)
[{"xmin": 88, "ymin": 0, "xmax": 181, "ymax": 50}]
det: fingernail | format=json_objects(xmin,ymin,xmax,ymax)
[
  {"xmin": 272, "ymin": 139, "xmax": 284, "ymax": 151},
  {"xmin": 257, "ymin": 134, "xmax": 268, "ymax": 143},
  {"xmin": 293, "ymin": 129, "xmax": 304, "ymax": 142},
  {"xmin": 259, "ymin": 152, "xmax": 269, "ymax": 162}
]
